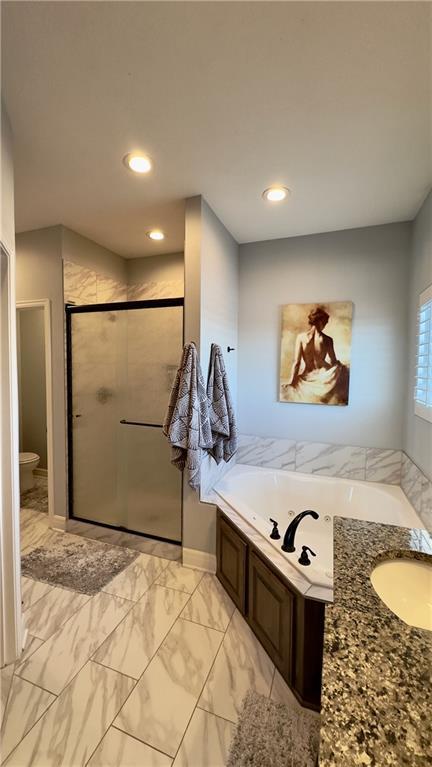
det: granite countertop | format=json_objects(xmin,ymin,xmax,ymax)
[{"xmin": 319, "ymin": 518, "xmax": 432, "ymax": 766}]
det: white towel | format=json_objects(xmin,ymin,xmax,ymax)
[
  {"xmin": 207, "ymin": 343, "xmax": 238, "ymax": 464},
  {"xmin": 163, "ymin": 342, "xmax": 212, "ymax": 490}
]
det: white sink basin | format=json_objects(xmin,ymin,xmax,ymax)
[{"xmin": 370, "ymin": 559, "xmax": 432, "ymax": 631}]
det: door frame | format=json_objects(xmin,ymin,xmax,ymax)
[
  {"xmin": 16, "ymin": 299, "xmax": 55, "ymax": 529},
  {"xmin": 1, "ymin": 242, "xmax": 23, "ymax": 666},
  {"xmin": 65, "ymin": 297, "xmax": 184, "ymax": 544}
]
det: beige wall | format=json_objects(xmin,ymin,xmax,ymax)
[
  {"xmin": 18, "ymin": 308, "xmax": 47, "ymax": 468},
  {"xmin": 404, "ymin": 191, "xmax": 432, "ymax": 478},
  {"xmin": 15, "ymin": 226, "xmax": 67, "ymax": 517}
]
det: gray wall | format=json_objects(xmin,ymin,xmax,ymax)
[
  {"xmin": 15, "ymin": 227, "xmax": 67, "ymax": 517},
  {"xmin": 404, "ymin": 191, "xmax": 432, "ymax": 478},
  {"xmin": 238, "ymin": 223, "xmax": 411, "ymax": 449},
  {"xmin": 18, "ymin": 308, "xmax": 47, "ymax": 468},
  {"xmin": 183, "ymin": 197, "xmax": 239, "ymax": 555}
]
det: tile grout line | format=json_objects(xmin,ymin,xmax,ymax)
[
  {"xmin": 23, "ymin": 592, "xmax": 93, "ymax": 644},
  {"xmin": 84, "ymin": 565, "xmax": 205, "ymax": 765},
  {"xmin": 2, "ymin": 685, "xmax": 59, "ymax": 765},
  {"xmin": 169, "ymin": 589, "xmax": 239, "ymax": 762}
]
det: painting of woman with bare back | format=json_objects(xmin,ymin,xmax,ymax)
[{"xmin": 279, "ymin": 302, "xmax": 352, "ymax": 405}]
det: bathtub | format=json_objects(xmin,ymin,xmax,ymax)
[{"xmin": 214, "ymin": 464, "xmax": 424, "ymax": 589}]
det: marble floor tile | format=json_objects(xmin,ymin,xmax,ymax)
[
  {"xmin": 66, "ymin": 520, "xmax": 181, "ymax": 561},
  {"xmin": 102, "ymin": 553, "xmax": 169, "ymax": 602},
  {"xmin": 87, "ymin": 727, "xmax": 172, "ymax": 767},
  {"xmin": 199, "ymin": 610, "xmax": 274, "ymax": 723},
  {"xmin": 23, "ymin": 586, "xmax": 90, "ymax": 640},
  {"xmin": 1, "ymin": 675, "xmax": 55, "ymax": 762},
  {"xmin": 93, "ymin": 585, "xmax": 189, "ymax": 679},
  {"xmin": 115, "ymin": 618, "xmax": 223, "ymax": 757},
  {"xmin": 18, "ymin": 591, "xmax": 133, "ymax": 695},
  {"xmin": 173, "ymin": 708, "xmax": 235, "ymax": 767},
  {"xmin": 180, "ymin": 574, "xmax": 235, "ymax": 631},
  {"xmin": 0, "ymin": 663, "xmax": 14, "ymax": 729},
  {"xmin": 155, "ymin": 561, "xmax": 203, "ymax": 594},
  {"xmin": 15, "ymin": 635, "xmax": 45, "ymax": 671},
  {"xmin": 270, "ymin": 668, "xmax": 292, "ymax": 706},
  {"xmin": 21, "ymin": 577, "xmax": 53, "ymax": 610},
  {"xmin": 5, "ymin": 662, "xmax": 134, "ymax": 767},
  {"xmin": 20, "ymin": 513, "xmax": 57, "ymax": 556}
]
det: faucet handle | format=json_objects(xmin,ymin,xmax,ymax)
[
  {"xmin": 298, "ymin": 545, "xmax": 316, "ymax": 566},
  {"xmin": 269, "ymin": 518, "xmax": 281, "ymax": 540}
]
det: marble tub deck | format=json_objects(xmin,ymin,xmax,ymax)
[
  {"xmin": 0, "ymin": 508, "xmax": 310, "ymax": 767},
  {"xmin": 319, "ymin": 517, "xmax": 432, "ymax": 767}
]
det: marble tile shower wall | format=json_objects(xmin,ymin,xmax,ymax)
[
  {"xmin": 63, "ymin": 260, "xmax": 184, "ymax": 306},
  {"xmin": 237, "ymin": 434, "xmax": 431, "ymax": 530},
  {"xmin": 64, "ymin": 261, "xmax": 127, "ymax": 305}
]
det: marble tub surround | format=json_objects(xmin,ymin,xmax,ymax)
[
  {"xmin": 213, "ymin": 496, "xmax": 333, "ymax": 602},
  {"xmin": 319, "ymin": 517, "xmax": 432, "ymax": 766},
  {"xmin": 237, "ymin": 433, "xmax": 403, "ymax": 485},
  {"xmin": 402, "ymin": 452, "xmax": 432, "ymax": 531}
]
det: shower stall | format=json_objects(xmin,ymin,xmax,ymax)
[{"xmin": 66, "ymin": 298, "xmax": 183, "ymax": 543}]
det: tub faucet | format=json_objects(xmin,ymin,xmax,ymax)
[{"xmin": 281, "ymin": 509, "xmax": 319, "ymax": 553}]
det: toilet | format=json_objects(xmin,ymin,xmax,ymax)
[{"xmin": 19, "ymin": 452, "xmax": 40, "ymax": 492}]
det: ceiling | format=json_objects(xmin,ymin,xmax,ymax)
[{"xmin": 2, "ymin": 1, "xmax": 431, "ymax": 258}]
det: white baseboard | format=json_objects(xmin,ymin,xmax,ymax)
[
  {"xmin": 50, "ymin": 514, "xmax": 67, "ymax": 531},
  {"xmin": 34, "ymin": 468, "xmax": 48, "ymax": 478},
  {"xmin": 182, "ymin": 547, "xmax": 217, "ymax": 574}
]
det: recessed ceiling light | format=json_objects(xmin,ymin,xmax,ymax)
[
  {"xmin": 123, "ymin": 153, "xmax": 152, "ymax": 174},
  {"xmin": 147, "ymin": 230, "xmax": 165, "ymax": 241},
  {"xmin": 262, "ymin": 186, "xmax": 290, "ymax": 202}
]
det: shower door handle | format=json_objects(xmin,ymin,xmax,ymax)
[{"xmin": 119, "ymin": 419, "xmax": 162, "ymax": 428}]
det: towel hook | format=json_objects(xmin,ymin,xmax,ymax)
[{"xmin": 227, "ymin": 346, "xmax": 235, "ymax": 353}]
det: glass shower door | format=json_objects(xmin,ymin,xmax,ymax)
[{"xmin": 68, "ymin": 300, "xmax": 183, "ymax": 543}]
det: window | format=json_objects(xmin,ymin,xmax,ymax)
[{"xmin": 415, "ymin": 284, "xmax": 432, "ymax": 423}]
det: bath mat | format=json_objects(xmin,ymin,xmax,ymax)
[
  {"xmin": 21, "ymin": 534, "xmax": 139, "ymax": 595},
  {"xmin": 20, "ymin": 479, "xmax": 48, "ymax": 514},
  {"xmin": 227, "ymin": 690, "xmax": 320, "ymax": 767}
]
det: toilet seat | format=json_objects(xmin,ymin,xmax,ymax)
[{"xmin": 19, "ymin": 452, "xmax": 40, "ymax": 464}]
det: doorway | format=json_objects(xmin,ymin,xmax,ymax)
[{"xmin": 16, "ymin": 300, "xmax": 54, "ymax": 523}]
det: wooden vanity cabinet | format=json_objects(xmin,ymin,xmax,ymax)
[
  {"xmin": 216, "ymin": 509, "xmax": 324, "ymax": 711},
  {"xmin": 216, "ymin": 512, "xmax": 248, "ymax": 612}
]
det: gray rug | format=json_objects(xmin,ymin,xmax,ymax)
[
  {"xmin": 21, "ymin": 479, "xmax": 48, "ymax": 514},
  {"xmin": 227, "ymin": 690, "xmax": 320, "ymax": 767},
  {"xmin": 21, "ymin": 534, "xmax": 139, "ymax": 595}
]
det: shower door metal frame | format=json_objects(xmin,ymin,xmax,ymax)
[{"xmin": 65, "ymin": 297, "xmax": 184, "ymax": 544}]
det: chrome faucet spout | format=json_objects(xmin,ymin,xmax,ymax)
[{"xmin": 281, "ymin": 509, "xmax": 319, "ymax": 553}]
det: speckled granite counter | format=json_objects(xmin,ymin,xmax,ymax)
[{"xmin": 319, "ymin": 518, "xmax": 432, "ymax": 767}]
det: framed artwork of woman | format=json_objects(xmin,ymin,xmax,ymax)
[{"xmin": 279, "ymin": 302, "xmax": 353, "ymax": 405}]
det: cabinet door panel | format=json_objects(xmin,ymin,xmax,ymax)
[
  {"xmin": 216, "ymin": 512, "xmax": 247, "ymax": 612},
  {"xmin": 248, "ymin": 550, "xmax": 294, "ymax": 681}
]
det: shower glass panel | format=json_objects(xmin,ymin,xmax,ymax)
[{"xmin": 67, "ymin": 300, "xmax": 183, "ymax": 543}]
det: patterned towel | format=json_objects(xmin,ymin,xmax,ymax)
[
  {"xmin": 163, "ymin": 342, "xmax": 212, "ymax": 490},
  {"xmin": 207, "ymin": 343, "xmax": 238, "ymax": 464}
]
